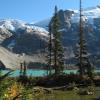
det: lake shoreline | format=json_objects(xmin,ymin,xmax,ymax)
[{"xmin": 1, "ymin": 69, "xmax": 100, "ymax": 77}]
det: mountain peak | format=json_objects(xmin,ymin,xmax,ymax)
[
  {"xmin": 0, "ymin": 19, "xmax": 26, "ymax": 31},
  {"xmin": 0, "ymin": 19, "xmax": 48, "ymax": 36}
]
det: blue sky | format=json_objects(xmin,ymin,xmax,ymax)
[{"xmin": 0, "ymin": 0, "xmax": 99, "ymax": 23}]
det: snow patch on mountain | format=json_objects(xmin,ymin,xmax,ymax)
[
  {"xmin": 84, "ymin": 7, "xmax": 100, "ymax": 18},
  {"xmin": 0, "ymin": 19, "xmax": 49, "ymax": 37},
  {"xmin": 33, "ymin": 6, "xmax": 100, "ymax": 29},
  {"xmin": 0, "ymin": 20, "xmax": 15, "ymax": 31},
  {"xmin": 32, "ymin": 26, "xmax": 49, "ymax": 36},
  {"xmin": 0, "ymin": 19, "xmax": 26, "ymax": 31},
  {"xmin": 71, "ymin": 6, "xmax": 100, "ymax": 23},
  {"xmin": 25, "ymin": 24, "xmax": 49, "ymax": 36}
]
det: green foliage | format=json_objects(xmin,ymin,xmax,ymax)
[
  {"xmin": 0, "ymin": 75, "xmax": 100, "ymax": 100},
  {"xmin": 0, "ymin": 70, "xmax": 13, "ymax": 82},
  {"xmin": 47, "ymin": 6, "xmax": 65, "ymax": 75},
  {"xmin": 0, "ymin": 69, "xmax": 15, "ymax": 99},
  {"xmin": 20, "ymin": 87, "xmax": 33, "ymax": 100},
  {"xmin": 74, "ymin": 0, "xmax": 94, "ymax": 78},
  {"xmin": 0, "ymin": 78, "xmax": 16, "ymax": 99}
]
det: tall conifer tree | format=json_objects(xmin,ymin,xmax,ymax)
[
  {"xmin": 46, "ymin": 6, "xmax": 64, "ymax": 75},
  {"xmin": 51, "ymin": 6, "xmax": 64, "ymax": 75},
  {"xmin": 75, "ymin": 0, "xmax": 93, "ymax": 78}
]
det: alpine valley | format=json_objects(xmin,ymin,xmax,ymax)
[{"xmin": 0, "ymin": 6, "xmax": 100, "ymax": 69}]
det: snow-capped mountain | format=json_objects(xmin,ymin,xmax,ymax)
[
  {"xmin": 0, "ymin": 19, "xmax": 26, "ymax": 31},
  {"xmin": 0, "ymin": 6, "xmax": 100, "ymax": 69},
  {"xmin": 0, "ymin": 19, "xmax": 48, "ymax": 44},
  {"xmin": 34, "ymin": 6, "xmax": 100, "ymax": 67},
  {"xmin": 0, "ymin": 19, "xmax": 48, "ymax": 69},
  {"xmin": 0, "ymin": 19, "xmax": 49, "ymax": 55},
  {"xmin": 71, "ymin": 6, "xmax": 100, "ymax": 23},
  {"xmin": 35, "ymin": 6, "xmax": 100, "ymax": 28},
  {"xmin": 0, "ymin": 19, "xmax": 48, "ymax": 35}
]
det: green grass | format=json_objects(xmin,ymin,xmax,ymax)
[{"xmin": 34, "ymin": 88, "xmax": 100, "ymax": 100}]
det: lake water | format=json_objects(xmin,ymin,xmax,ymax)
[{"xmin": 1, "ymin": 69, "xmax": 100, "ymax": 77}]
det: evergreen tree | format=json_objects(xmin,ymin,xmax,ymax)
[
  {"xmin": 46, "ymin": 21, "xmax": 53, "ymax": 75},
  {"xmin": 19, "ymin": 61, "xmax": 27, "ymax": 77},
  {"xmin": 75, "ymin": 34, "xmax": 89, "ymax": 76},
  {"xmin": 75, "ymin": 0, "xmax": 94, "ymax": 78},
  {"xmin": 20, "ymin": 62, "xmax": 23, "ymax": 76},
  {"xmin": 50, "ymin": 6, "xmax": 64, "ymax": 75},
  {"xmin": 87, "ymin": 59, "xmax": 94, "ymax": 79},
  {"xmin": 23, "ymin": 61, "xmax": 27, "ymax": 76}
]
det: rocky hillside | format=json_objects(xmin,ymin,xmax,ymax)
[
  {"xmin": 0, "ymin": 46, "xmax": 46, "ymax": 69},
  {"xmin": 0, "ymin": 19, "xmax": 48, "ymax": 69},
  {"xmin": 0, "ymin": 19, "xmax": 48, "ymax": 54}
]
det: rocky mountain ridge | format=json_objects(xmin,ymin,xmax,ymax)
[{"xmin": 0, "ymin": 6, "xmax": 100, "ymax": 69}]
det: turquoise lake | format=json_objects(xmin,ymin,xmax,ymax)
[{"xmin": 1, "ymin": 69, "xmax": 100, "ymax": 77}]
